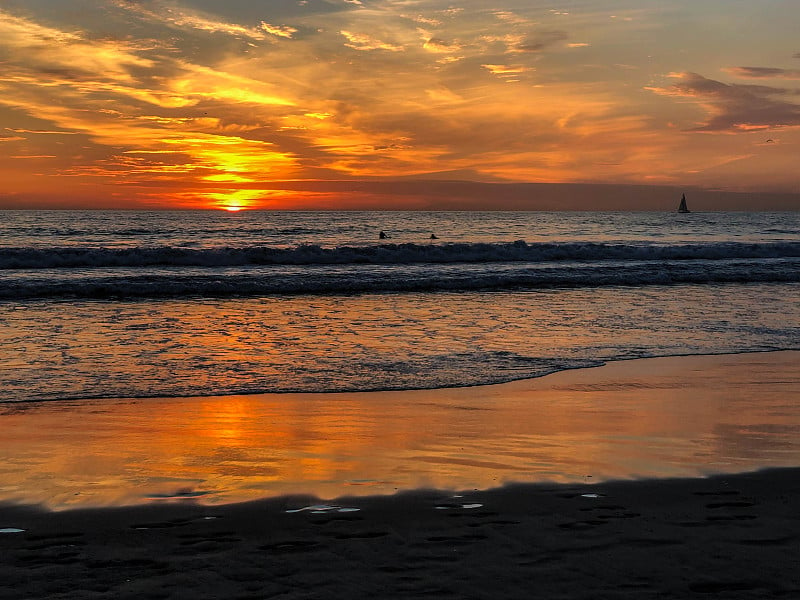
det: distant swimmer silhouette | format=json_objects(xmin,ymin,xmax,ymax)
[
  {"xmin": 379, "ymin": 230, "xmax": 388, "ymax": 239},
  {"xmin": 430, "ymin": 234, "xmax": 438, "ymax": 239}
]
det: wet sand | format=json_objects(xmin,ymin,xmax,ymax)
[
  {"xmin": 0, "ymin": 351, "xmax": 798, "ymax": 598},
  {"xmin": 1, "ymin": 351, "xmax": 799, "ymax": 509},
  {"xmin": 1, "ymin": 468, "xmax": 799, "ymax": 599}
]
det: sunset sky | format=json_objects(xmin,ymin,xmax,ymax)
[{"xmin": 1, "ymin": 0, "xmax": 799, "ymax": 210}]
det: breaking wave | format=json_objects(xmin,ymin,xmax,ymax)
[
  {"xmin": 2, "ymin": 258, "xmax": 798, "ymax": 299},
  {"xmin": 2, "ymin": 241, "xmax": 800, "ymax": 269}
]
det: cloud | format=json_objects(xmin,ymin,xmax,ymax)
[
  {"xmin": 514, "ymin": 30, "xmax": 568, "ymax": 53},
  {"xmin": 260, "ymin": 22, "xmax": 298, "ymax": 39},
  {"xmin": 112, "ymin": 1, "xmax": 269, "ymax": 40},
  {"xmin": 423, "ymin": 37, "xmax": 462, "ymax": 53},
  {"xmin": 481, "ymin": 64, "xmax": 531, "ymax": 79},
  {"xmin": 166, "ymin": 63, "xmax": 295, "ymax": 107},
  {"xmin": 340, "ymin": 30, "xmax": 404, "ymax": 52},
  {"xmin": 0, "ymin": 10, "xmax": 154, "ymax": 83},
  {"xmin": 6, "ymin": 128, "xmax": 78, "ymax": 135},
  {"xmin": 0, "ymin": 8, "xmax": 301, "ymax": 195},
  {"xmin": 492, "ymin": 11, "xmax": 530, "ymax": 25},
  {"xmin": 646, "ymin": 72, "xmax": 800, "ymax": 132},
  {"xmin": 724, "ymin": 66, "xmax": 800, "ymax": 80},
  {"xmin": 408, "ymin": 15, "xmax": 441, "ymax": 27}
]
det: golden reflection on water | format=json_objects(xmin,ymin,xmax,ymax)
[{"xmin": 0, "ymin": 352, "xmax": 798, "ymax": 509}]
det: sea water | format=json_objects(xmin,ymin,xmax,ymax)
[{"xmin": 1, "ymin": 210, "xmax": 799, "ymax": 403}]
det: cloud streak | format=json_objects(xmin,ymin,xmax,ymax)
[
  {"xmin": 112, "ymin": 0, "xmax": 271, "ymax": 40},
  {"xmin": 725, "ymin": 66, "xmax": 800, "ymax": 80},
  {"xmin": 647, "ymin": 72, "xmax": 800, "ymax": 132},
  {"xmin": 724, "ymin": 67, "xmax": 800, "ymax": 79}
]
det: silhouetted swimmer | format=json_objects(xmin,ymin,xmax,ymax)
[
  {"xmin": 379, "ymin": 230, "xmax": 388, "ymax": 239},
  {"xmin": 430, "ymin": 234, "xmax": 438, "ymax": 240}
]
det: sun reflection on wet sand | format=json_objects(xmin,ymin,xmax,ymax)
[{"xmin": 0, "ymin": 352, "xmax": 797, "ymax": 509}]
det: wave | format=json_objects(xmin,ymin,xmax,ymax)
[
  {"xmin": 17, "ymin": 226, "xmax": 325, "ymax": 238},
  {"xmin": 2, "ymin": 259, "xmax": 798, "ymax": 299},
  {"xmin": 2, "ymin": 241, "xmax": 800, "ymax": 269}
]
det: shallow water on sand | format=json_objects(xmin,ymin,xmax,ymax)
[
  {"xmin": 2, "ymin": 283, "xmax": 798, "ymax": 403},
  {"xmin": 1, "ymin": 352, "xmax": 797, "ymax": 509}
]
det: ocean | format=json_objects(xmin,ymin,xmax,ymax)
[{"xmin": 1, "ymin": 209, "xmax": 798, "ymax": 404}]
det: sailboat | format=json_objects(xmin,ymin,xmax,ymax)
[{"xmin": 677, "ymin": 193, "xmax": 690, "ymax": 213}]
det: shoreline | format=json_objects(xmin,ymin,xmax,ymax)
[
  {"xmin": 1, "ymin": 350, "xmax": 798, "ymax": 510},
  {"xmin": 5, "ymin": 347, "xmax": 798, "ymax": 406},
  {"xmin": 1, "ymin": 467, "xmax": 799, "ymax": 599}
]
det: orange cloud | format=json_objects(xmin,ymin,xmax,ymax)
[
  {"xmin": 112, "ymin": 1, "xmax": 270, "ymax": 40},
  {"xmin": 647, "ymin": 72, "xmax": 800, "ymax": 132},
  {"xmin": 340, "ymin": 30, "xmax": 404, "ymax": 52},
  {"xmin": 260, "ymin": 22, "xmax": 298, "ymax": 39},
  {"xmin": 481, "ymin": 63, "xmax": 532, "ymax": 78},
  {"xmin": 0, "ymin": 10, "xmax": 154, "ymax": 82}
]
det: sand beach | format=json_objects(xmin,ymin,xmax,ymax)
[
  {"xmin": 1, "ymin": 352, "xmax": 798, "ymax": 599},
  {"xmin": 1, "ymin": 467, "xmax": 799, "ymax": 599}
]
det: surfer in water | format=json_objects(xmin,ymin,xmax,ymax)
[{"xmin": 379, "ymin": 230, "xmax": 388, "ymax": 239}]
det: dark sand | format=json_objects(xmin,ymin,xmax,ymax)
[{"xmin": 1, "ymin": 468, "xmax": 799, "ymax": 599}]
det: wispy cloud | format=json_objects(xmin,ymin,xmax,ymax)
[
  {"xmin": 6, "ymin": 128, "xmax": 79, "ymax": 135},
  {"xmin": 422, "ymin": 36, "xmax": 462, "ymax": 53},
  {"xmin": 0, "ymin": 10, "xmax": 154, "ymax": 82},
  {"xmin": 492, "ymin": 11, "xmax": 531, "ymax": 26},
  {"xmin": 9, "ymin": 155, "xmax": 57, "ymax": 159},
  {"xmin": 112, "ymin": 0, "xmax": 270, "ymax": 40},
  {"xmin": 481, "ymin": 64, "xmax": 531, "ymax": 79},
  {"xmin": 724, "ymin": 66, "xmax": 800, "ymax": 80},
  {"xmin": 340, "ymin": 30, "xmax": 404, "ymax": 52},
  {"xmin": 646, "ymin": 72, "xmax": 800, "ymax": 131},
  {"xmin": 515, "ymin": 30, "xmax": 568, "ymax": 53},
  {"xmin": 260, "ymin": 22, "xmax": 298, "ymax": 39}
]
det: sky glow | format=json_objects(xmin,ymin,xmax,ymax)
[{"xmin": 1, "ymin": 0, "xmax": 799, "ymax": 210}]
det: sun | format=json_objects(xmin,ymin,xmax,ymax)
[{"xmin": 211, "ymin": 191, "xmax": 258, "ymax": 212}]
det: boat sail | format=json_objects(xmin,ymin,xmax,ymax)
[{"xmin": 677, "ymin": 193, "xmax": 690, "ymax": 213}]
